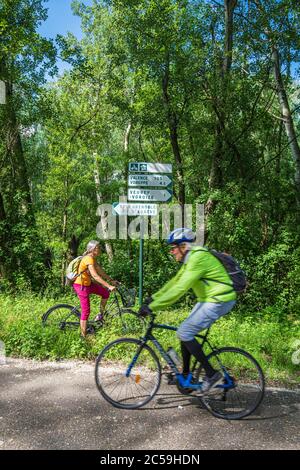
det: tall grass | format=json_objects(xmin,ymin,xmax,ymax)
[{"xmin": 0, "ymin": 293, "xmax": 299, "ymax": 386}]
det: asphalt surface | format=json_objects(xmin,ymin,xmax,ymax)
[{"xmin": 0, "ymin": 358, "xmax": 300, "ymax": 450}]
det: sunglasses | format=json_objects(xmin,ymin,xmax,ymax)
[{"xmin": 169, "ymin": 245, "xmax": 180, "ymax": 252}]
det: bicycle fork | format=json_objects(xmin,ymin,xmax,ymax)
[{"xmin": 125, "ymin": 341, "xmax": 147, "ymax": 378}]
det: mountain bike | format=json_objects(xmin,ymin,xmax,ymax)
[
  {"xmin": 95, "ymin": 312, "xmax": 265, "ymax": 420},
  {"xmin": 42, "ymin": 285, "xmax": 143, "ymax": 335}
]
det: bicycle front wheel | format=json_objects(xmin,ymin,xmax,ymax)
[
  {"xmin": 108, "ymin": 309, "xmax": 146, "ymax": 335},
  {"xmin": 95, "ymin": 338, "xmax": 161, "ymax": 409},
  {"xmin": 196, "ymin": 347, "xmax": 265, "ymax": 420},
  {"xmin": 42, "ymin": 304, "xmax": 80, "ymax": 330}
]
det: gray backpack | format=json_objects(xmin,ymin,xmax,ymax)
[{"xmin": 200, "ymin": 248, "xmax": 247, "ymax": 294}]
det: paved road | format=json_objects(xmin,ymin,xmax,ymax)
[{"xmin": 0, "ymin": 358, "xmax": 299, "ymax": 450}]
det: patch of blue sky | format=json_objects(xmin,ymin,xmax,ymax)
[{"xmin": 38, "ymin": 0, "xmax": 92, "ymax": 76}]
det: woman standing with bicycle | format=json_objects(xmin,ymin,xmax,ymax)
[{"xmin": 73, "ymin": 240, "xmax": 118, "ymax": 338}]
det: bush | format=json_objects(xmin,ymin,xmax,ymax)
[{"xmin": 241, "ymin": 241, "xmax": 300, "ymax": 317}]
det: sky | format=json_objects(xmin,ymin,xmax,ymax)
[{"xmin": 38, "ymin": 0, "xmax": 92, "ymax": 75}]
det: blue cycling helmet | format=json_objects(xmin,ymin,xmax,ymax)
[{"xmin": 167, "ymin": 228, "xmax": 196, "ymax": 245}]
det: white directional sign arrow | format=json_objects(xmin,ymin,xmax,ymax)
[
  {"xmin": 128, "ymin": 188, "xmax": 172, "ymax": 202},
  {"xmin": 128, "ymin": 174, "xmax": 172, "ymax": 188},
  {"xmin": 128, "ymin": 162, "xmax": 172, "ymax": 174},
  {"xmin": 113, "ymin": 203, "xmax": 158, "ymax": 216}
]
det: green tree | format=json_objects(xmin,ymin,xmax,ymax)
[{"xmin": 0, "ymin": 0, "xmax": 56, "ymax": 285}]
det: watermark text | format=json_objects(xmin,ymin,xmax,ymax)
[{"xmin": 96, "ymin": 200, "xmax": 205, "ymax": 242}]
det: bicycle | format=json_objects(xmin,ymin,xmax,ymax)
[
  {"xmin": 42, "ymin": 284, "xmax": 144, "ymax": 335},
  {"xmin": 95, "ymin": 312, "xmax": 265, "ymax": 420}
]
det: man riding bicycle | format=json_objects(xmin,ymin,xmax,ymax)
[{"xmin": 139, "ymin": 228, "xmax": 236, "ymax": 393}]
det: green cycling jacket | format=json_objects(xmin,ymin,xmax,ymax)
[{"xmin": 149, "ymin": 246, "xmax": 237, "ymax": 312}]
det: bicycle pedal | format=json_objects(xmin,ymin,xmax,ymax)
[
  {"xmin": 168, "ymin": 378, "xmax": 177, "ymax": 385},
  {"xmin": 86, "ymin": 326, "xmax": 96, "ymax": 335},
  {"xmin": 165, "ymin": 373, "xmax": 177, "ymax": 385}
]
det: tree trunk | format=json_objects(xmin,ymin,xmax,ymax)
[
  {"xmin": 0, "ymin": 191, "xmax": 9, "ymax": 279},
  {"xmin": 162, "ymin": 53, "xmax": 185, "ymax": 223},
  {"xmin": 94, "ymin": 155, "xmax": 114, "ymax": 261},
  {"xmin": 0, "ymin": 60, "xmax": 37, "ymax": 281},
  {"xmin": 207, "ymin": 123, "xmax": 223, "ymax": 216},
  {"xmin": 68, "ymin": 235, "xmax": 80, "ymax": 261},
  {"xmin": 123, "ymin": 121, "xmax": 132, "ymax": 195},
  {"xmin": 1, "ymin": 65, "xmax": 33, "ymax": 215},
  {"xmin": 272, "ymin": 46, "xmax": 300, "ymax": 207},
  {"xmin": 223, "ymin": 0, "xmax": 238, "ymax": 76},
  {"xmin": 123, "ymin": 121, "xmax": 132, "ymax": 262},
  {"xmin": 207, "ymin": 0, "xmax": 239, "ymax": 217},
  {"xmin": 61, "ymin": 204, "xmax": 68, "ymax": 287},
  {"xmin": 124, "ymin": 122, "xmax": 132, "ymax": 154}
]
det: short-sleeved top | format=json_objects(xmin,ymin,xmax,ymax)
[{"xmin": 73, "ymin": 255, "xmax": 95, "ymax": 286}]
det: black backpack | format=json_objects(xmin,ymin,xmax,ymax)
[{"xmin": 199, "ymin": 248, "xmax": 247, "ymax": 294}]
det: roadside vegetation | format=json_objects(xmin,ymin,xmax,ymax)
[
  {"xmin": 1, "ymin": 292, "xmax": 299, "ymax": 387},
  {"xmin": 1, "ymin": 1, "xmax": 300, "ymax": 389}
]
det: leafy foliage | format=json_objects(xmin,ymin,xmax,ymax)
[{"xmin": 1, "ymin": 1, "xmax": 300, "ymax": 335}]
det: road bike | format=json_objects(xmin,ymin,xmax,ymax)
[
  {"xmin": 42, "ymin": 285, "xmax": 143, "ymax": 335},
  {"xmin": 95, "ymin": 312, "xmax": 265, "ymax": 420}
]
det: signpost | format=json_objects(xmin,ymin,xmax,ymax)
[
  {"xmin": 128, "ymin": 174, "xmax": 172, "ymax": 188},
  {"xmin": 123, "ymin": 162, "xmax": 173, "ymax": 305},
  {"xmin": 113, "ymin": 202, "xmax": 158, "ymax": 216},
  {"xmin": 129, "ymin": 162, "xmax": 172, "ymax": 174},
  {"xmin": 128, "ymin": 188, "xmax": 172, "ymax": 202}
]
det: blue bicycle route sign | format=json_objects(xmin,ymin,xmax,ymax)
[{"xmin": 128, "ymin": 162, "xmax": 172, "ymax": 174}]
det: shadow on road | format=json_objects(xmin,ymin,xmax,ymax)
[
  {"xmin": 137, "ymin": 386, "xmax": 300, "ymax": 422},
  {"xmin": 1, "ymin": 360, "xmax": 299, "ymax": 450}
]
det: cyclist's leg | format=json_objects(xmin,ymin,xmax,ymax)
[
  {"xmin": 89, "ymin": 283, "xmax": 110, "ymax": 320},
  {"xmin": 181, "ymin": 339, "xmax": 216, "ymax": 377},
  {"xmin": 73, "ymin": 284, "xmax": 91, "ymax": 336},
  {"xmin": 181, "ymin": 342, "xmax": 192, "ymax": 376},
  {"xmin": 177, "ymin": 301, "xmax": 236, "ymax": 381}
]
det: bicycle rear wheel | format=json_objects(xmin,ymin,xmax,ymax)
[
  {"xmin": 42, "ymin": 304, "xmax": 80, "ymax": 330},
  {"xmin": 95, "ymin": 338, "xmax": 161, "ymax": 409},
  {"xmin": 196, "ymin": 347, "xmax": 265, "ymax": 420}
]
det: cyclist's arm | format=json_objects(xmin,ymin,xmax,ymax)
[
  {"xmin": 95, "ymin": 264, "xmax": 112, "ymax": 282},
  {"xmin": 88, "ymin": 264, "xmax": 115, "ymax": 290},
  {"xmin": 150, "ymin": 256, "xmax": 205, "ymax": 311}
]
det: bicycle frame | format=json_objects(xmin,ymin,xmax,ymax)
[
  {"xmin": 126, "ymin": 314, "xmax": 229, "ymax": 392},
  {"xmin": 102, "ymin": 286, "xmax": 136, "ymax": 318},
  {"xmin": 59, "ymin": 287, "xmax": 130, "ymax": 329}
]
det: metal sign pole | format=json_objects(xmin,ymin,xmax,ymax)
[
  {"xmin": 139, "ymin": 238, "xmax": 144, "ymax": 307},
  {"xmin": 139, "ymin": 217, "xmax": 145, "ymax": 306}
]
